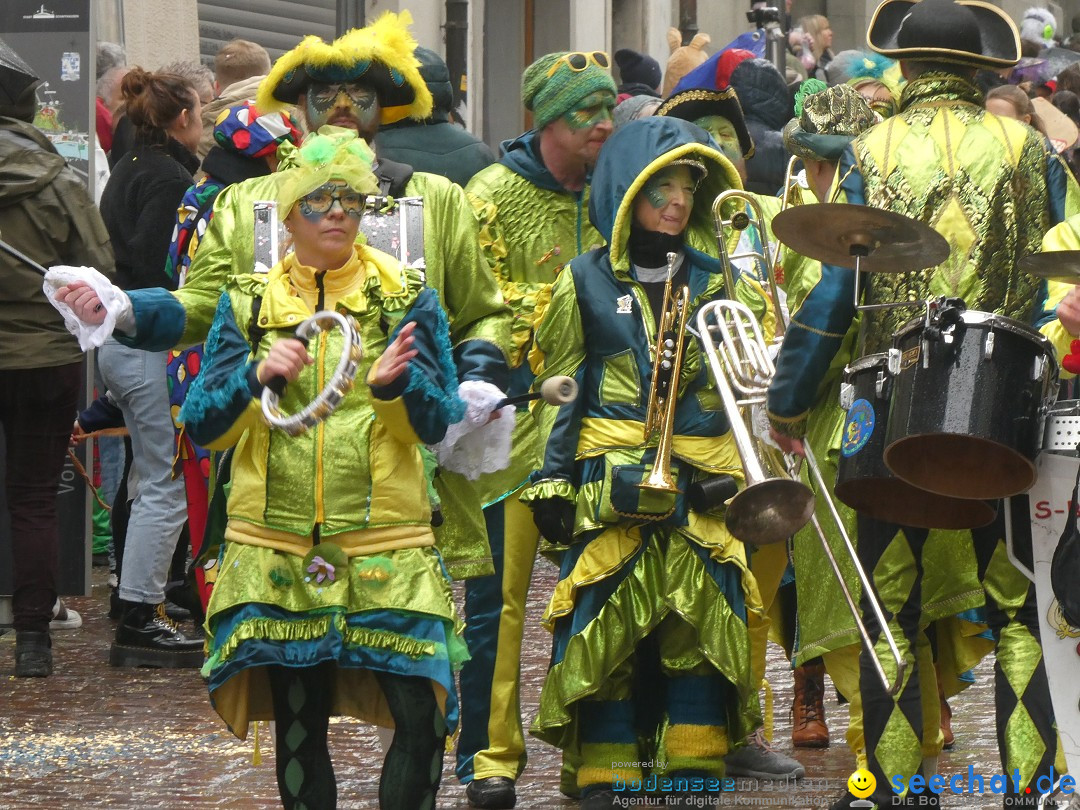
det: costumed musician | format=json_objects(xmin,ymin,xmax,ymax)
[{"xmin": 765, "ymin": 1, "xmax": 1080, "ymax": 806}]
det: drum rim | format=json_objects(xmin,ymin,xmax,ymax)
[
  {"xmin": 845, "ymin": 351, "xmax": 890, "ymax": 376},
  {"xmin": 893, "ymin": 309, "xmax": 1054, "ymax": 350}
]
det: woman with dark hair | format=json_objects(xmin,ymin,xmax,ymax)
[{"xmin": 96, "ymin": 66, "xmax": 204, "ymax": 667}]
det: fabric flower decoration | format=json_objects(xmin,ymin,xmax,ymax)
[{"xmin": 307, "ymin": 555, "xmax": 336, "ymax": 583}]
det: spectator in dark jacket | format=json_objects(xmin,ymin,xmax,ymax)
[
  {"xmin": 375, "ymin": 47, "xmax": 495, "ymax": 187},
  {"xmin": 0, "ymin": 37, "xmax": 114, "ymax": 677},
  {"xmin": 729, "ymin": 57, "xmax": 793, "ymax": 194},
  {"xmin": 96, "ymin": 67, "xmax": 205, "ymax": 669}
]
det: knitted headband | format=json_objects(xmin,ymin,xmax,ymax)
[
  {"xmin": 273, "ymin": 128, "xmax": 379, "ymax": 218},
  {"xmin": 522, "ymin": 52, "xmax": 617, "ymax": 129}
]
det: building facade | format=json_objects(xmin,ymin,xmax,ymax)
[{"xmin": 100, "ymin": 0, "xmax": 1072, "ymax": 149}]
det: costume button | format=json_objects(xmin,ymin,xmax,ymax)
[{"xmin": 260, "ymin": 317, "xmax": 268, "ymax": 325}]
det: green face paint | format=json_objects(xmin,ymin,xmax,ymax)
[
  {"xmin": 694, "ymin": 115, "xmax": 742, "ymax": 165},
  {"xmin": 640, "ymin": 166, "xmax": 698, "ymax": 210},
  {"xmin": 563, "ymin": 91, "xmax": 615, "ymax": 130}
]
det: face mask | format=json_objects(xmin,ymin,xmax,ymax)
[
  {"xmin": 297, "ymin": 182, "xmax": 365, "ymax": 221},
  {"xmin": 305, "ymin": 82, "xmax": 378, "ymax": 130},
  {"xmin": 563, "ymin": 91, "xmax": 616, "ymax": 130}
]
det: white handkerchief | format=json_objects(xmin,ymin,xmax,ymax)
[{"xmin": 43, "ymin": 265, "xmax": 132, "ymax": 351}]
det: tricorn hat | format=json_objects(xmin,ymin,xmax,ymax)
[
  {"xmin": 867, "ymin": 0, "xmax": 1021, "ymax": 70},
  {"xmin": 257, "ymin": 11, "xmax": 432, "ymax": 125},
  {"xmin": 658, "ymin": 49, "xmax": 756, "ymax": 158}
]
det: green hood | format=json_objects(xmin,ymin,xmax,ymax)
[{"xmin": 588, "ymin": 116, "xmax": 742, "ymax": 272}]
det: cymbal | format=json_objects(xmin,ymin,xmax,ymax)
[
  {"xmin": 771, "ymin": 203, "xmax": 951, "ymax": 273},
  {"xmin": 1018, "ymin": 251, "xmax": 1080, "ymax": 284}
]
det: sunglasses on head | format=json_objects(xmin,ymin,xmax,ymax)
[
  {"xmin": 546, "ymin": 51, "xmax": 610, "ymax": 78},
  {"xmin": 299, "ymin": 186, "xmax": 366, "ymax": 217}
]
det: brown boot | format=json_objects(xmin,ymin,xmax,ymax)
[
  {"xmin": 791, "ymin": 662, "xmax": 829, "ymax": 748},
  {"xmin": 937, "ymin": 666, "xmax": 955, "ymax": 750}
]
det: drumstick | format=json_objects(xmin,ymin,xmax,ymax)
[{"xmin": 495, "ymin": 375, "xmax": 578, "ymax": 409}]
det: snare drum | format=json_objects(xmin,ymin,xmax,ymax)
[
  {"xmin": 884, "ymin": 311, "xmax": 1058, "ymax": 501},
  {"xmin": 835, "ymin": 352, "xmax": 997, "ymax": 529}
]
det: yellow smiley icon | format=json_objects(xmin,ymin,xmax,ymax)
[{"xmin": 848, "ymin": 768, "xmax": 876, "ymax": 799}]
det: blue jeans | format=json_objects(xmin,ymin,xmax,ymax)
[{"xmin": 98, "ymin": 341, "xmax": 186, "ymax": 604}]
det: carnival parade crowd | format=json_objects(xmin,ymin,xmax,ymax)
[{"xmin": 5, "ymin": 0, "xmax": 1080, "ymax": 807}]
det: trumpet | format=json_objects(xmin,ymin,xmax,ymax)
[{"xmin": 640, "ymin": 251, "xmax": 691, "ymax": 494}]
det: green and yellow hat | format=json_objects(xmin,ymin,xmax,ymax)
[
  {"xmin": 274, "ymin": 127, "xmax": 380, "ymax": 217},
  {"xmin": 782, "ymin": 80, "xmax": 877, "ymax": 163},
  {"xmin": 257, "ymin": 11, "xmax": 432, "ymax": 125}
]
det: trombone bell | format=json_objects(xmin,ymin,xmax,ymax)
[{"xmin": 724, "ymin": 477, "xmax": 816, "ymax": 546}]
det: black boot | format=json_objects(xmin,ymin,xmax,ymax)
[
  {"xmin": 15, "ymin": 631, "xmax": 52, "ymax": 677},
  {"xmin": 110, "ymin": 602, "xmax": 203, "ymax": 668},
  {"xmin": 465, "ymin": 776, "xmax": 516, "ymax": 809}
]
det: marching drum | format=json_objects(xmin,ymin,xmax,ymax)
[
  {"xmin": 884, "ymin": 310, "xmax": 1058, "ymax": 501},
  {"xmin": 835, "ymin": 352, "xmax": 996, "ymax": 529}
]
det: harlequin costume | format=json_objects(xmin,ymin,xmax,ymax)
[
  {"xmin": 115, "ymin": 12, "xmax": 511, "ymax": 585},
  {"xmin": 522, "ymin": 116, "xmax": 772, "ymax": 801},
  {"xmin": 766, "ymin": 2, "xmax": 1077, "ymax": 805},
  {"xmin": 180, "ymin": 132, "xmax": 467, "ymax": 809},
  {"xmin": 776, "ymin": 81, "xmax": 994, "ymax": 762},
  {"xmin": 163, "ymin": 102, "xmax": 300, "ymax": 610}
]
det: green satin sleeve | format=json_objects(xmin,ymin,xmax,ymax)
[
  {"xmin": 176, "ymin": 174, "xmax": 279, "ymax": 346},
  {"xmin": 405, "ymin": 172, "xmax": 512, "ymax": 373}
]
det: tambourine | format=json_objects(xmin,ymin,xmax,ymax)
[{"xmin": 261, "ymin": 310, "xmax": 364, "ymax": 436}]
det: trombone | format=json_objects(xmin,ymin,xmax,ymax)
[{"xmin": 703, "ymin": 189, "xmax": 906, "ymax": 695}]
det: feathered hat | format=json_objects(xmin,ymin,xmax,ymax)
[{"xmin": 257, "ymin": 11, "xmax": 432, "ymax": 125}]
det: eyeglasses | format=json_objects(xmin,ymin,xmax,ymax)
[
  {"xmin": 545, "ymin": 51, "xmax": 610, "ymax": 78},
  {"xmin": 299, "ymin": 187, "xmax": 366, "ymax": 218}
]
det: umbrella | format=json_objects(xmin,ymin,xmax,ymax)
[
  {"xmin": 0, "ymin": 36, "xmax": 40, "ymax": 107},
  {"xmin": 1042, "ymin": 46, "xmax": 1080, "ymax": 81}
]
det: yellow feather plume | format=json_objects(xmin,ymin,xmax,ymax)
[{"xmin": 256, "ymin": 11, "xmax": 433, "ymax": 125}]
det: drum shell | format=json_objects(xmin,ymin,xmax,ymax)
[
  {"xmin": 835, "ymin": 353, "xmax": 996, "ymax": 530},
  {"xmin": 884, "ymin": 312, "xmax": 1057, "ymax": 501}
]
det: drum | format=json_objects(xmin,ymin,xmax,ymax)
[
  {"xmin": 835, "ymin": 352, "xmax": 996, "ymax": 529},
  {"xmin": 885, "ymin": 310, "xmax": 1058, "ymax": 501}
]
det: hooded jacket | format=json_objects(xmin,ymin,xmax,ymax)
[
  {"xmin": 0, "ymin": 116, "xmax": 114, "ymax": 370},
  {"xmin": 729, "ymin": 58, "xmax": 793, "ymax": 195},
  {"xmin": 465, "ymin": 130, "xmax": 607, "ymax": 503},
  {"xmin": 375, "ymin": 48, "xmax": 495, "ymax": 187},
  {"xmin": 520, "ymin": 116, "xmax": 772, "ymax": 530}
]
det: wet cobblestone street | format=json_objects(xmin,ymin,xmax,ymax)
[{"xmin": 0, "ymin": 562, "xmax": 1032, "ymax": 808}]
